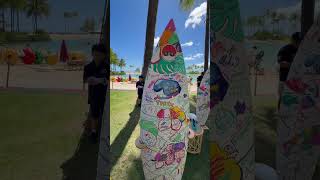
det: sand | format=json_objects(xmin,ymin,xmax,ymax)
[{"xmin": 0, "ymin": 64, "xmax": 279, "ymax": 96}]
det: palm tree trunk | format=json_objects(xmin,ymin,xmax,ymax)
[
  {"xmin": 301, "ymin": 0, "xmax": 315, "ymax": 37},
  {"xmin": 16, "ymin": 10, "xmax": 19, "ymax": 32},
  {"xmin": 0, "ymin": 9, "xmax": 5, "ymax": 32},
  {"xmin": 204, "ymin": 0, "xmax": 209, "ymax": 72},
  {"xmin": 142, "ymin": 0, "xmax": 159, "ymax": 77}
]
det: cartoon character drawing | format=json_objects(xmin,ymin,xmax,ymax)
[
  {"xmin": 304, "ymin": 54, "xmax": 320, "ymax": 74},
  {"xmin": 154, "ymin": 142, "xmax": 186, "ymax": 169},
  {"xmin": 285, "ymin": 79, "xmax": 309, "ymax": 94},
  {"xmin": 153, "ymin": 79, "xmax": 181, "ymax": 99},
  {"xmin": 210, "ymin": 143, "xmax": 242, "ymax": 180},
  {"xmin": 156, "ymin": 107, "xmax": 188, "ymax": 132},
  {"xmin": 283, "ymin": 126, "xmax": 320, "ymax": 156},
  {"xmin": 210, "ymin": 62, "xmax": 230, "ymax": 108}
]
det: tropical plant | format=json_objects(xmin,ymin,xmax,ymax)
[
  {"xmin": 135, "ymin": 67, "xmax": 141, "ymax": 74},
  {"xmin": 141, "ymin": 0, "xmax": 159, "ymax": 77},
  {"xmin": 289, "ymin": 12, "xmax": 300, "ymax": 31},
  {"xmin": 118, "ymin": 58, "xmax": 126, "ymax": 71},
  {"xmin": 64, "ymin": 11, "xmax": 78, "ymax": 33},
  {"xmin": 277, "ymin": 13, "xmax": 287, "ymax": 33},
  {"xmin": 0, "ymin": 0, "xmax": 8, "ymax": 32},
  {"xmin": 110, "ymin": 48, "xmax": 119, "ymax": 72},
  {"xmin": 80, "ymin": 17, "xmax": 96, "ymax": 33},
  {"xmin": 25, "ymin": 0, "xmax": 50, "ymax": 33}
]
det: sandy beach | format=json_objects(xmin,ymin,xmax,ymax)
[{"xmin": 0, "ymin": 64, "xmax": 279, "ymax": 96}]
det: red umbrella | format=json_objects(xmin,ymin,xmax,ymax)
[{"xmin": 60, "ymin": 40, "xmax": 69, "ymax": 62}]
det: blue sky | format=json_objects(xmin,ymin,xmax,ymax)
[{"xmin": 111, "ymin": 0, "xmax": 299, "ymax": 72}]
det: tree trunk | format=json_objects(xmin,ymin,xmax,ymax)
[
  {"xmin": 204, "ymin": 0, "xmax": 209, "ymax": 72},
  {"xmin": 301, "ymin": 0, "xmax": 315, "ymax": 37},
  {"xmin": 6, "ymin": 63, "xmax": 10, "ymax": 88},
  {"xmin": 16, "ymin": 10, "xmax": 19, "ymax": 32},
  {"xmin": 142, "ymin": 0, "xmax": 159, "ymax": 77},
  {"xmin": 0, "ymin": 9, "xmax": 5, "ymax": 32}
]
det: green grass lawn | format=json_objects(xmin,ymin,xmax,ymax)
[
  {"xmin": 0, "ymin": 90, "xmax": 99, "ymax": 180},
  {"xmin": 110, "ymin": 91, "xmax": 320, "ymax": 179}
]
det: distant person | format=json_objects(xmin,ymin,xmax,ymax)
[
  {"xmin": 189, "ymin": 76, "xmax": 193, "ymax": 85},
  {"xmin": 129, "ymin": 74, "xmax": 132, "ymax": 81},
  {"xmin": 83, "ymin": 43, "xmax": 108, "ymax": 143},
  {"xmin": 197, "ymin": 72, "xmax": 205, "ymax": 88},
  {"xmin": 136, "ymin": 75, "xmax": 144, "ymax": 106},
  {"xmin": 248, "ymin": 46, "xmax": 258, "ymax": 74},
  {"xmin": 277, "ymin": 32, "xmax": 302, "ymax": 108}
]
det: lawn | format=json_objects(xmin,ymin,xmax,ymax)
[
  {"xmin": 0, "ymin": 89, "xmax": 99, "ymax": 180},
  {"xmin": 110, "ymin": 90, "xmax": 320, "ymax": 179}
]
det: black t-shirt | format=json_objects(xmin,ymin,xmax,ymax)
[
  {"xmin": 83, "ymin": 61, "xmax": 108, "ymax": 104},
  {"xmin": 277, "ymin": 44, "xmax": 298, "ymax": 81},
  {"xmin": 197, "ymin": 75, "xmax": 203, "ymax": 87},
  {"xmin": 136, "ymin": 81, "xmax": 144, "ymax": 95}
]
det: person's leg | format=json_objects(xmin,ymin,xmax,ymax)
[
  {"xmin": 89, "ymin": 102, "xmax": 100, "ymax": 143},
  {"xmin": 278, "ymin": 81, "xmax": 284, "ymax": 110}
]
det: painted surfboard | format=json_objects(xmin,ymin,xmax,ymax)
[
  {"xmin": 277, "ymin": 14, "xmax": 320, "ymax": 180},
  {"xmin": 196, "ymin": 68, "xmax": 210, "ymax": 127},
  {"xmin": 208, "ymin": 0, "xmax": 255, "ymax": 179},
  {"xmin": 136, "ymin": 19, "xmax": 190, "ymax": 180}
]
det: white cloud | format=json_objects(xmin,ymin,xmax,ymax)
[
  {"xmin": 185, "ymin": 53, "xmax": 204, "ymax": 61},
  {"xmin": 185, "ymin": 2, "xmax": 207, "ymax": 29},
  {"xmin": 154, "ymin": 36, "xmax": 160, "ymax": 47},
  {"xmin": 181, "ymin": 41, "xmax": 194, "ymax": 47},
  {"xmin": 196, "ymin": 62, "xmax": 204, "ymax": 66}
]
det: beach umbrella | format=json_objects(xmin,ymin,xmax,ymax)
[
  {"xmin": 4, "ymin": 49, "xmax": 19, "ymax": 88},
  {"xmin": 60, "ymin": 40, "xmax": 69, "ymax": 62},
  {"xmin": 46, "ymin": 54, "xmax": 59, "ymax": 65},
  {"xmin": 23, "ymin": 48, "xmax": 36, "ymax": 65},
  {"xmin": 35, "ymin": 51, "xmax": 44, "ymax": 64}
]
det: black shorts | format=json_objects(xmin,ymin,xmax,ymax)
[
  {"xmin": 89, "ymin": 98, "xmax": 105, "ymax": 119},
  {"xmin": 138, "ymin": 92, "xmax": 143, "ymax": 99}
]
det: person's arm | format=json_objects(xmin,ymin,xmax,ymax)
[
  {"xmin": 277, "ymin": 48, "xmax": 290, "ymax": 68},
  {"xmin": 83, "ymin": 66, "xmax": 88, "ymax": 90}
]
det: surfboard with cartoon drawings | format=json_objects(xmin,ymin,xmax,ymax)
[
  {"xmin": 135, "ymin": 19, "xmax": 190, "ymax": 180},
  {"xmin": 277, "ymin": 14, "xmax": 320, "ymax": 180},
  {"xmin": 208, "ymin": 0, "xmax": 255, "ymax": 179},
  {"xmin": 196, "ymin": 68, "xmax": 210, "ymax": 127}
]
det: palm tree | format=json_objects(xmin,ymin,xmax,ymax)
[
  {"xmin": 271, "ymin": 11, "xmax": 278, "ymax": 33},
  {"xmin": 0, "ymin": 0, "xmax": 8, "ymax": 32},
  {"xmin": 119, "ymin": 59, "xmax": 126, "ymax": 71},
  {"xmin": 277, "ymin": 13, "xmax": 287, "ymax": 33},
  {"xmin": 14, "ymin": 0, "xmax": 26, "ymax": 32},
  {"xmin": 141, "ymin": 0, "xmax": 159, "ymax": 77},
  {"xmin": 301, "ymin": 0, "xmax": 315, "ymax": 37},
  {"xmin": 289, "ymin": 12, "xmax": 300, "ymax": 32},
  {"xmin": 64, "ymin": 11, "xmax": 78, "ymax": 33},
  {"xmin": 25, "ymin": 0, "xmax": 49, "ymax": 33}
]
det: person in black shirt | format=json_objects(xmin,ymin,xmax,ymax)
[
  {"xmin": 136, "ymin": 75, "xmax": 144, "ymax": 106},
  {"xmin": 277, "ymin": 32, "xmax": 302, "ymax": 108},
  {"xmin": 197, "ymin": 72, "xmax": 205, "ymax": 88},
  {"xmin": 83, "ymin": 44, "xmax": 108, "ymax": 143}
]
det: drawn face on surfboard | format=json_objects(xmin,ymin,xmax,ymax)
[{"xmin": 149, "ymin": 19, "xmax": 186, "ymax": 75}]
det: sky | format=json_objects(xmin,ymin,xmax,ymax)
[
  {"xmin": 111, "ymin": 0, "xmax": 300, "ymax": 72},
  {"xmin": 17, "ymin": 0, "xmax": 105, "ymax": 33}
]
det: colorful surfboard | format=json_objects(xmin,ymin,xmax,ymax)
[
  {"xmin": 196, "ymin": 68, "xmax": 210, "ymax": 127},
  {"xmin": 208, "ymin": 0, "xmax": 255, "ymax": 179},
  {"xmin": 136, "ymin": 19, "xmax": 190, "ymax": 180},
  {"xmin": 277, "ymin": 14, "xmax": 320, "ymax": 180}
]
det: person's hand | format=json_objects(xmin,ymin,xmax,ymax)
[
  {"xmin": 87, "ymin": 77, "xmax": 100, "ymax": 85},
  {"xmin": 280, "ymin": 62, "xmax": 290, "ymax": 68}
]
